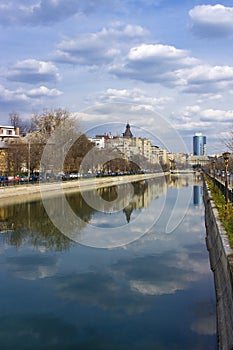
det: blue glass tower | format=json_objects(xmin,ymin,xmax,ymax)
[{"xmin": 193, "ymin": 133, "xmax": 206, "ymax": 156}]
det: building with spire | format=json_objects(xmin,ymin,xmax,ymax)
[
  {"xmin": 104, "ymin": 123, "xmax": 169, "ymax": 170},
  {"xmin": 123, "ymin": 123, "xmax": 133, "ymax": 138}
]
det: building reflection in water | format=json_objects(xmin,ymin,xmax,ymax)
[
  {"xmin": 193, "ymin": 186, "xmax": 203, "ymax": 206},
  {"xmin": 0, "ymin": 174, "xmax": 201, "ymax": 249}
]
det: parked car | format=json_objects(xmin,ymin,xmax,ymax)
[
  {"xmin": 8, "ymin": 175, "xmax": 20, "ymax": 182},
  {"xmin": 0, "ymin": 175, "xmax": 8, "ymax": 185},
  {"xmin": 19, "ymin": 175, "xmax": 29, "ymax": 183},
  {"xmin": 69, "ymin": 173, "xmax": 83, "ymax": 179}
]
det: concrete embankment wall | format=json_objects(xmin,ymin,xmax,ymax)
[
  {"xmin": 0, "ymin": 172, "xmax": 169, "ymax": 206},
  {"xmin": 203, "ymin": 179, "xmax": 233, "ymax": 350}
]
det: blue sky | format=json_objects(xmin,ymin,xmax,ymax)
[{"xmin": 1, "ymin": 0, "xmax": 233, "ymax": 153}]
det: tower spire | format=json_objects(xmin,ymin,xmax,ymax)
[{"xmin": 123, "ymin": 123, "xmax": 133, "ymax": 138}]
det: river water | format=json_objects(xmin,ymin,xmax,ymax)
[{"xmin": 0, "ymin": 175, "xmax": 217, "ymax": 349}]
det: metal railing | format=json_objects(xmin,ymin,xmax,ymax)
[{"xmin": 206, "ymin": 172, "xmax": 233, "ymax": 203}]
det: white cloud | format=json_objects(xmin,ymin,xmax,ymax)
[
  {"xmin": 54, "ymin": 24, "xmax": 149, "ymax": 66},
  {"xmin": 200, "ymin": 108, "xmax": 233, "ymax": 123},
  {"xmin": 189, "ymin": 4, "xmax": 233, "ymax": 38},
  {"xmin": 99, "ymin": 87, "xmax": 173, "ymax": 108},
  {"xmin": 178, "ymin": 64, "xmax": 233, "ymax": 94},
  {"xmin": 110, "ymin": 43, "xmax": 200, "ymax": 85},
  {"xmin": 186, "ymin": 65, "xmax": 233, "ymax": 84},
  {"xmin": 185, "ymin": 105, "xmax": 201, "ymax": 114},
  {"xmin": 0, "ymin": 84, "xmax": 62, "ymax": 106},
  {"xmin": 0, "ymin": 85, "xmax": 29, "ymax": 103},
  {"xmin": 26, "ymin": 85, "xmax": 63, "ymax": 97},
  {"xmin": 6, "ymin": 59, "xmax": 60, "ymax": 84},
  {"xmin": 128, "ymin": 43, "xmax": 189, "ymax": 61}
]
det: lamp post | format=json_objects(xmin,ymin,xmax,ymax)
[
  {"xmin": 222, "ymin": 152, "xmax": 231, "ymax": 204},
  {"xmin": 212, "ymin": 158, "xmax": 216, "ymax": 188},
  {"xmin": 28, "ymin": 141, "xmax": 31, "ymax": 184}
]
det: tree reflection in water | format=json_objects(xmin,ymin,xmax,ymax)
[
  {"xmin": 0, "ymin": 192, "xmax": 95, "ymax": 250},
  {"xmin": 0, "ymin": 175, "xmax": 190, "ymax": 250}
]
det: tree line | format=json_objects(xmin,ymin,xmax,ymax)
[
  {"xmin": 4, "ymin": 109, "xmax": 93, "ymax": 176},
  {"xmin": 5, "ymin": 109, "xmax": 158, "ymax": 176}
]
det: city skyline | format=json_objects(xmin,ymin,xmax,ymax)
[{"xmin": 0, "ymin": 1, "xmax": 233, "ymax": 154}]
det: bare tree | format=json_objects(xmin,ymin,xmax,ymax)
[
  {"xmin": 32, "ymin": 108, "xmax": 75, "ymax": 137},
  {"xmin": 225, "ymin": 130, "xmax": 233, "ymax": 152},
  {"xmin": 64, "ymin": 134, "xmax": 93, "ymax": 173},
  {"xmin": 7, "ymin": 138, "xmax": 27, "ymax": 175},
  {"xmin": 9, "ymin": 112, "xmax": 36, "ymax": 135},
  {"xmin": 9, "ymin": 112, "xmax": 21, "ymax": 128}
]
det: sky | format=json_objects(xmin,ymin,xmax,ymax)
[{"xmin": 1, "ymin": 0, "xmax": 233, "ymax": 154}]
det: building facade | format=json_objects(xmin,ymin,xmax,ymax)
[
  {"xmin": 0, "ymin": 126, "xmax": 19, "ymax": 141},
  {"xmin": 104, "ymin": 123, "xmax": 169, "ymax": 170},
  {"xmin": 0, "ymin": 126, "xmax": 21, "ymax": 174},
  {"xmin": 193, "ymin": 132, "xmax": 206, "ymax": 156}
]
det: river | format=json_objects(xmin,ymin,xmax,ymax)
[{"xmin": 0, "ymin": 174, "xmax": 217, "ymax": 349}]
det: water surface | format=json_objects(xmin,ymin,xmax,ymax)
[{"xmin": 0, "ymin": 175, "xmax": 217, "ymax": 349}]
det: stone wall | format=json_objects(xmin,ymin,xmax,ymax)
[{"xmin": 203, "ymin": 179, "xmax": 233, "ymax": 350}]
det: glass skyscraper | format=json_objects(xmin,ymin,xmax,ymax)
[{"xmin": 193, "ymin": 132, "xmax": 206, "ymax": 156}]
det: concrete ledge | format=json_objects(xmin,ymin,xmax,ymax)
[
  {"xmin": 203, "ymin": 178, "xmax": 233, "ymax": 350},
  {"xmin": 0, "ymin": 172, "xmax": 168, "ymax": 206}
]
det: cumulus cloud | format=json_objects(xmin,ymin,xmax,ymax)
[
  {"xmin": 200, "ymin": 108, "xmax": 233, "ymax": 123},
  {"xmin": 0, "ymin": 85, "xmax": 29, "ymax": 104},
  {"xmin": 173, "ymin": 105, "xmax": 233, "ymax": 136},
  {"xmin": 98, "ymin": 88, "xmax": 173, "ymax": 111},
  {"xmin": 54, "ymin": 24, "xmax": 149, "ymax": 66},
  {"xmin": 182, "ymin": 64, "xmax": 233, "ymax": 93},
  {"xmin": 6, "ymin": 59, "xmax": 60, "ymax": 84},
  {"xmin": 189, "ymin": 4, "xmax": 233, "ymax": 38},
  {"xmin": 109, "ymin": 43, "xmax": 233, "ymax": 94},
  {"xmin": 110, "ymin": 43, "xmax": 200, "ymax": 85},
  {"xmin": 27, "ymin": 85, "xmax": 63, "ymax": 98},
  {"xmin": 54, "ymin": 26, "xmax": 233, "ymax": 96},
  {"xmin": 0, "ymin": 84, "xmax": 62, "ymax": 106}
]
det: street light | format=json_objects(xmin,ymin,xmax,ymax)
[
  {"xmin": 222, "ymin": 152, "xmax": 231, "ymax": 203},
  {"xmin": 212, "ymin": 157, "xmax": 216, "ymax": 188},
  {"xmin": 28, "ymin": 141, "xmax": 31, "ymax": 183}
]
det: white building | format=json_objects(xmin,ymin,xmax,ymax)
[
  {"xmin": 0, "ymin": 126, "xmax": 20, "ymax": 140},
  {"xmin": 88, "ymin": 136, "xmax": 105, "ymax": 149},
  {"xmin": 105, "ymin": 123, "xmax": 169, "ymax": 169}
]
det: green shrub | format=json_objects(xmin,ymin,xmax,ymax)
[{"xmin": 205, "ymin": 175, "xmax": 233, "ymax": 248}]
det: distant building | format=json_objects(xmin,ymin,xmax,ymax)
[
  {"xmin": 0, "ymin": 125, "xmax": 20, "ymax": 141},
  {"xmin": 123, "ymin": 123, "xmax": 133, "ymax": 138},
  {"xmin": 88, "ymin": 133, "xmax": 114, "ymax": 149},
  {"xmin": 89, "ymin": 123, "xmax": 170, "ymax": 171},
  {"xmin": 105, "ymin": 123, "xmax": 169, "ymax": 169},
  {"xmin": 0, "ymin": 126, "xmax": 21, "ymax": 173},
  {"xmin": 193, "ymin": 132, "xmax": 206, "ymax": 156},
  {"xmin": 88, "ymin": 136, "xmax": 105, "ymax": 149},
  {"xmin": 187, "ymin": 155, "xmax": 210, "ymax": 167}
]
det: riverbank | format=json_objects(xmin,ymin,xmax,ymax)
[
  {"xmin": 203, "ymin": 177, "xmax": 233, "ymax": 350},
  {"xmin": 0, "ymin": 172, "xmax": 169, "ymax": 206}
]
